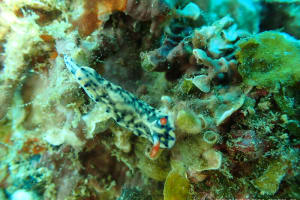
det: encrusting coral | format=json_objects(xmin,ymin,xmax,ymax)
[{"xmin": 236, "ymin": 31, "xmax": 300, "ymax": 89}]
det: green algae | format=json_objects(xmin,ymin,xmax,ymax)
[
  {"xmin": 180, "ymin": 78, "xmax": 194, "ymax": 94},
  {"xmin": 274, "ymin": 85, "xmax": 300, "ymax": 118},
  {"xmin": 163, "ymin": 170, "xmax": 190, "ymax": 200},
  {"xmin": 236, "ymin": 31, "xmax": 300, "ymax": 89},
  {"xmin": 253, "ymin": 159, "xmax": 288, "ymax": 195},
  {"xmin": 163, "ymin": 163, "xmax": 191, "ymax": 200},
  {"xmin": 274, "ymin": 93, "xmax": 295, "ymax": 117}
]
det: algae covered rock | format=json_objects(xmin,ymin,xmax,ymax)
[
  {"xmin": 236, "ymin": 31, "xmax": 300, "ymax": 88},
  {"xmin": 253, "ymin": 159, "xmax": 288, "ymax": 195},
  {"xmin": 273, "ymin": 85, "xmax": 300, "ymax": 120}
]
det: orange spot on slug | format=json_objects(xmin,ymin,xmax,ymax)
[
  {"xmin": 150, "ymin": 142, "xmax": 160, "ymax": 158},
  {"xmin": 160, "ymin": 117, "xmax": 167, "ymax": 125}
]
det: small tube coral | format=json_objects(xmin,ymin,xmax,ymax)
[{"xmin": 203, "ymin": 131, "xmax": 219, "ymax": 145}]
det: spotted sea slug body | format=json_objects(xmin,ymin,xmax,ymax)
[{"xmin": 63, "ymin": 55, "xmax": 176, "ymax": 157}]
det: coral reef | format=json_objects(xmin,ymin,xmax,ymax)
[{"xmin": 0, "ymin": 0, "xmax": 299, "ymax": 199}]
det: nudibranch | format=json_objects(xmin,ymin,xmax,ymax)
[{"xmin": 63, "ymin": 55, "xmax": 176, "ymax": 157}]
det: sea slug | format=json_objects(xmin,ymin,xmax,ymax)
[{"xmin": 63, "ymin": 55, "xmax": 176, "ymax": 157}]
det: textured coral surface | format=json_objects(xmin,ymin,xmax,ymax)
[{"xmin": 0, "ymin": 0, "xmax": 299, "ymax": 200}]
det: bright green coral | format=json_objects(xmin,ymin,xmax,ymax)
[
  {"xmin": 236, "ymin": 31, "xmax": 300, "ymax": 88},
  {"xmin": 180, "ymin": 78, "xmax": 194, "ymax": 94}
]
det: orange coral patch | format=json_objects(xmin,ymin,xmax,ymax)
[
  {"xmin": 50, "ymin": 50, "xmax": 58, "ymax": 60},
  {"xmin": 73, "ymin": 11, "xmax": 101, "ymax": 37},
  {"xmin": 14, "ymin": 8, "xmax": 24, "ymax": 18},
  {"xmin": 40, "ymin": 34, "xmax": 54, "ymax": 43},
  {"xmin": 20, "ymin": 138, "xmax": 46, "ymax": 155},
  {"xmin": 32, "ymin": 145, "xmax": 46, "ymax": 155},
  {"xmin": 73, "ymin": 0, "xmax": 127, "ymax": 37},
  {"xmin": 100, "ymin": 0, "xmax": 127, "ymax": 14}
]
